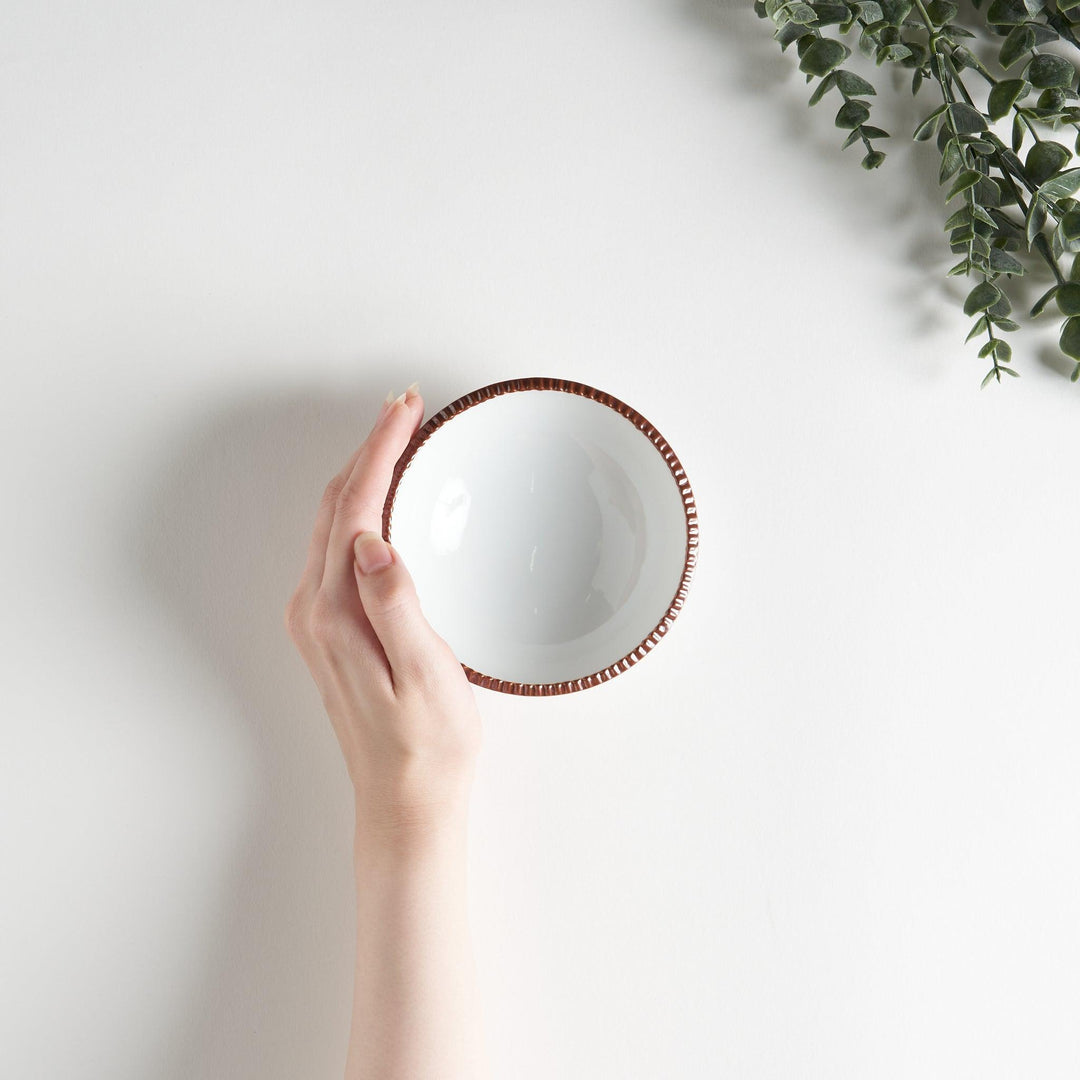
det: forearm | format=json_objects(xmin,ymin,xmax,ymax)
[
  {"xmin": 345, "ymin": 797, "xmax": 489, "ymax": 1080},
  {"xmin": 286, "ymin": 388, "xmax": 489, "ymax": 1078}
]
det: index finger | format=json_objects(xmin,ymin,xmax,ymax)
[
  {"xmin": 320, "ymin": 387, "xmax": 424, "ymax": 600},
  {"xmin": 292, "ymin": 391, "xmax": 396, "ymax": 600}
]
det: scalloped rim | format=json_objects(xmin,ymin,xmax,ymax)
[{"xmin": 381, "ymin": 377, "xmax": 699, "ymax": 696}]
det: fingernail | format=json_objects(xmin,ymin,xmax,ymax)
[
  {"xmin": 392, "ymin": 391, "xmax": 407, "ymax": 407},
  {"xmin": 354, "ymin": 531, "xmax": 393, "ymax": 574},
  {"xmin": 375, "ymin": 390, "xmax": 396, "ymax": 427},
  {"xmin": 405, "ymin": 380, "xmax": 420, "ymax": 399}
]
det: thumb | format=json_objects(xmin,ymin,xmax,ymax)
[{"xmin": 353, "ymin": 531, "xmax": 436, "ymax": 678}]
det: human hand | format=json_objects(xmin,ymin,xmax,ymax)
[{"xmin": 285, "ymin": 384, "xmax": 482, "ymax": 841}]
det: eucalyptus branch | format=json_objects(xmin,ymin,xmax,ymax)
[{"xmin": 756, "ymin": 0, "xmax": 1080, "ymax": 384}]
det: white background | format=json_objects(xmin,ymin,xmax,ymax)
[{"xmin": 4, "ymin": 2, "xmax": 1079, "ymax": 1077}]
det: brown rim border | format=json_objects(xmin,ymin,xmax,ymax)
[{"xmin": 382, "ymin": 377, "xmax": 699, "ymax": 696}]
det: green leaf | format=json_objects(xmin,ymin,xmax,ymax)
[
  {"xmin": 1037, "ymin": 88, "xmax": 1068, "ymax": 112},
  {"xmin": 799, "ymin": 38, "xmax": 851, "ymax": 77},
  {"xmin": 966, "ymin": 314, "xmax": 989, "ymax": 342},
  {"xmin": 948, "ymin": 258, "xmax": 970, "ymax": 276},
  {"xmin": 1026, "ymin": 141, "xmax": 1073, "ymax": 186},
  {"xmin": 1026, "ymin": 55, "xmax": 1076, "ymax": 91},
  {"xmin": 879, "ymin": 0, "xmax": 912, "ymax": 24},
  {"xmin": 989, "ymin": 247, "xmax": 1025, "ymax": 274},
  {"xmin": 859, "ymin": 125, "xmax": 889, "ymax": 139},
  {"xmin": 939, "ymin": 139, "xmax": 963, "ymax": 183},
  {"xmin": 841, "ymin": 128, "xmax": 863, "ymax": 149},
  {"xmin": 810, "ymin": 3, "xmax": 850, "ymax": 26},
  {"xmin": 987, "ymin": 79, "xmax": 1029, "ymax": 122},
  {"xmin": 904, "ymin": 41, "xmax": 929, "ymax": 67},
  {"xmin": 836, "ymin": 100, "xmax": 871, "ymax": 128},
  {"xmin": 978, "ymin": 339, "xmax": 997, "ymax": 359},
  {"xmin": 980, "ymin": 368, "xmax": 999, "ymax": 389},
  {"xmin": 914, "ymin": 102, "xmax": 948, "ymax": 140},
  {"xmin": 835, "ymin": 70, "xmax": 876, "ymax": 95},
  {"xmin": 777, "ymin": 22, "xmax": 813, "ymax": 49},
  {"xmin": 1038, "ymin": 168, "xmax": 1080, "ymax": 202},
  {"xmin": 1056, "ymin": 282, "xmax": 1080, "ymax": 315},
  {"xmin": 808, "ymin": 71, "xmax": 837, "ymax": 105},
  {"xmin": 1026, "ymin": 198, "xmax": 1047, "ymax": 246},
  {"xmin": 1062, "ymin": 209, "xmax": 1080, "ymax": 242},
  {"xmin": 947, "ymin": 169, "xmax": 983, "ymax": 200},
  {"xmin": 992, "ymin": 318, "xmax": 1021, "ymax": 331},
  {"xmin": 948, "ymin": 102, "xmax": 988, "ymax": 133},
  {"xmin": 986, "ymin": 0, "xmax": 1029, "ymax": 24},
  {"xmin": 999, "ymin": 364, "xmax": 1020, "ymax": 377},
  {"xmin": 995, "ymin": 340, "xmax": 1013, "ymax": 363},
  {"xmin": 925, "ymin": 0, "xmax": 959, "ymax": 22},
  {"xmin": 1061, "ymin": 0, "xmax": 1080, "ymax": 11},
  {"xmin": 989, "ymin": 292, "xmax": 1012, "ymax": 317},
  {"xmin": 974, "ymin": 177, "xmax": 1001, "ymax": 208},
  {"xmin": 1031, "ymin": 284, "xmax": 1058, "ymax": 316},
  {"xmin": 861, "ymin": 149, "xmax": 887, "ymax": 169},
  {"xmin": 972, "ymin": 205, "xmax": 998, "ymax": 228},
  {"xmin": 1071, "ymin": 361, "xmax": 1080, "ymax": 382},
  {"xmin": 1011, "ymin": 110, "xmax": 1024, "ymax": 152},
  {"xmin": 1000, "ymin": 25, "xmax": 1035, "ymax": 71},
  {"xmin": 964, "ymin": 281, "xmax": 1002, "ymax": 314},
  {"xmin": 944, "ymin": 207, "xmax": 971, "ymax": 230},
  {"xmin": 876, "ymin": 43, "xmax": 912, "ymax": 63},
  {"xmin": 1061, "ymin": 315, "xmax": 1080, "ymax": 359}
]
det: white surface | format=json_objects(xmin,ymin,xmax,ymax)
[
  {"xmin": 3, "ymin": 2, "xmax": 1079, "ymax": 1078},
  {"xmin": 389, "ymin": 386, "xmax": 689, "ymax": 686}
]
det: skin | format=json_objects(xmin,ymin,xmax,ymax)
[{"xmin": 284, "ymin": 384, "xmax": 490, "ymax": 1080}]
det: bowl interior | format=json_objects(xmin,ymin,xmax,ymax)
[{"xmin": 387, "ymin": 388, "xmax": 689, "ymax": 687}]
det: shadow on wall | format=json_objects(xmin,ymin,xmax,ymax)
[{"xmin": 132, "ymin": 363, "xmax": 460, "ymax": 1079}]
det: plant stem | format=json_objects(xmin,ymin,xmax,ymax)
[
  {"xmin": 985, "ymin": 313, "xmax": 1002, "ymax": 382},
  {"xmin": 937, "ymin": 51, "xmax": 1070, "ymax": 285},
  {"xmin": 910, "ymin": 0, "xmax": 940, "ymax": 48}
]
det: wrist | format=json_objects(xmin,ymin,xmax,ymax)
[{"xmin": 353, "ymin": 784, "xmax": 471, "ymax": 857}]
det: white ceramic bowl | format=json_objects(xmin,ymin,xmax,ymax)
[{"xmin": 383, "ymin": 378, "xmax": 698, "ymax": 695}]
